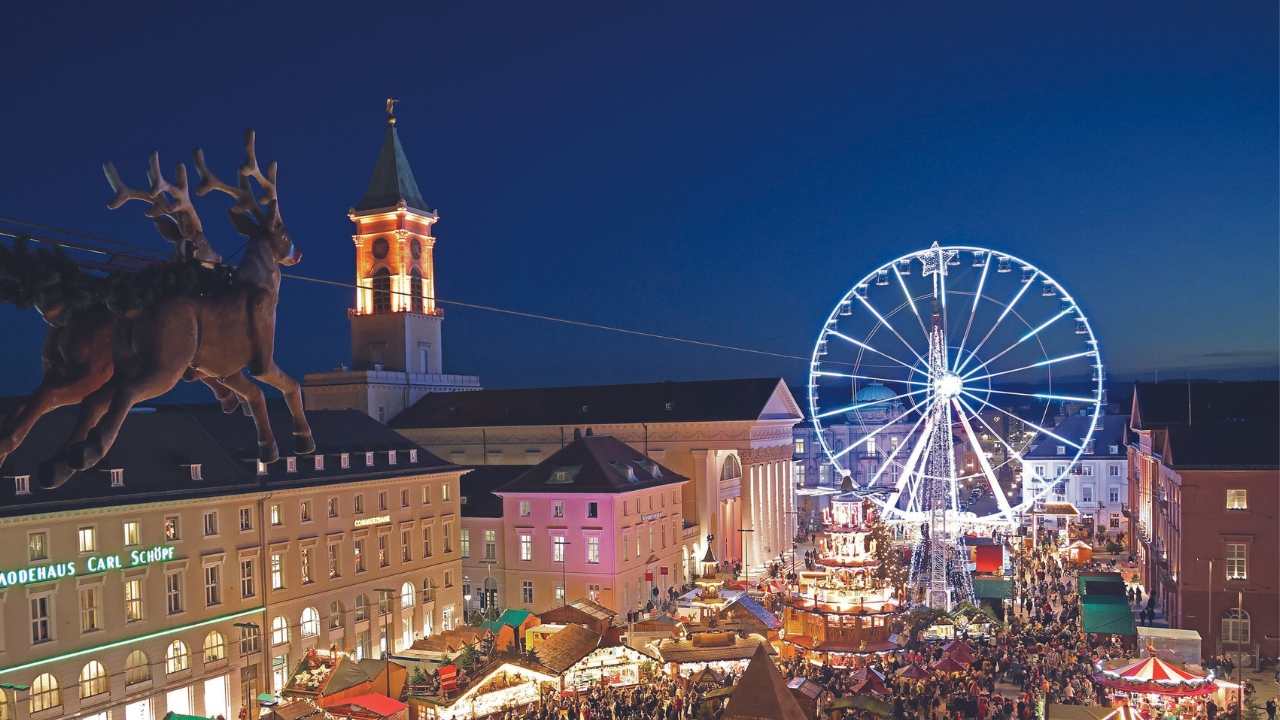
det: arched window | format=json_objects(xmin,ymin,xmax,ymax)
[
  {"xmin": 271, "ymin": 615, "xmax": 290, "ymax": 645},
  {"xmin": 371, "ymin": 268, "xmax": 391, "ymax": 314},
  {"xmin": 300, "ymin": 607, "xmax": 320, "ymax": 638},
  {"xmin": 410, "ymin": 269, "xmax": 424, "ymax": 313},
  {"xmin": 0, "ymin": 688, "xmax": 12, "ymax": 720},
  {"xmin": 79, "ymin": 661, "xmax": 108, "ymax": 699},
  {"xmin": 422, "ymin": 578, "xmax": 436, "ymax": 603},
  {"xmin": 720, "ymin": 454, "xmax": 742, "ymax": 482},
  {"xmin": 165, "ymin": 640, "xmax": 190, "ymax": 673},
  {"xmin": 1223, "ymin": 608, "xmax": 1251, "ymax": 643},
  {"xmin": 125, "ymin": 650, "xmax": 151, "ymax": 685},
  {"xmin": 204, "ymin": 631, "xmax": 226, "ymax": 663},
  {"xmin": 329, "ymin": 601, "xmax": 345, "ymax": 630},
  {"xmin": 29, "ymin": 673, "xmax": 60, "ymax": 713},
  {"xmin": 354, "ymin": 595, "xmax": 369, "ymax": 622},
  {"xmin": 401, "ymin": 582, "xmax": 415, "ymax": 609}
]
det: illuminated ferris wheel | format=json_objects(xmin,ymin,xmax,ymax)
[{"xmin": 807, "ymin": 243, "xmax": 1105, "ymax": 530}]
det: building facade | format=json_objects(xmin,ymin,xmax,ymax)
[
  {"xmin": 456, "ymin": 467, "xmax": 524, "ymax": 623},
  {"xmin": 491, "ymin": 433, "xmax": 688, "ymax": 615},
  {"xmin": 1125, "ymin": 381, "xmax": 1279, "ymax": 664},
  {"xmin": 0, "ymin": 404, "xmax": 463, "ymax": 720},
  {"xmin": 304, "ymin": 110, "xmax": 480, "ymax": 423},
  {"xmin": 389, "ymin": 378, "xmax": 803, "ymax": 582},
  {"xmin": 1022, "ymin": 414, "xmax": 1129, "ymax": 536}
]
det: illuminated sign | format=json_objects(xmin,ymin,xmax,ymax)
[
  {"xmin": 353, "ymin": 515, "xmax": 391, "ymax": 528},
  {"xmin": 0, "ymin": 544, "xmax": 176, "ymax": 589},
  {"xmin": 641, "ymin": 512, "xmax": 663, "ymax": 522}
]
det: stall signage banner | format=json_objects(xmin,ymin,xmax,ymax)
[{"xmin": 0, "ymin": 544, "xmax": 176, "ymax": 588}]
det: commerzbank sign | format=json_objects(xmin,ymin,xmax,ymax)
[{"xmin": 0, "ymin": 544, "xmax": 176, "ymax": 589}]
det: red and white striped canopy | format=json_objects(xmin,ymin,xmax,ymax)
[{"xmin": 1109, "ymin": 657, "xmax": 1203, "ymax": 683}]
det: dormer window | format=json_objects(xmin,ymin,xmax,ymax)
[
  {"xmin": 1055, "ymin": 446, "xmax": 1065, "ymax": 455},
  {"xmin": 189, "ymin": 464, "xmax": 203, "ymax": 481},
  {"xmin": 546, "ymin": 465, "xmax": 582, "ymax": 485},
  {"xmin": 1083, "ymin": 439, "xmax": 1095, "ymax": 455},
  {"xmin": 365, "ymin": 452, "xmax": 374, "ymax": 467},
  {"xmin": 110, "ymin": 468, "xmax": 124, "ymax": 487},
  {"xmin": 13, "ymin": 475, "xmax": 30, "ymax": 495},
  {"xmin": 609, "ymin": 461, "xmax": 638, "ymax": 483},
  {"xmin": 388, "ymin": 451, "xmax": 397, "ymax": 466},
  {"xmin": 340, "ymin": 453, "xmax": 350, "ymax": 469},
  {"xmin": 409, "ymin": 449, "xmax": 418, "ymax": 463},
  {"xmin": 286, "ymin": 457, "xmax": 297, "ymax": 473},
  {"xmin": 637, "ymin": 460, "xmax": 662, "ymax": 478},
  {"xmin": 664, "ymin": 400, "xmax": 676, "ymax": 411},
  {"xmin": 314, "ymin": 455, "xmax": 324, "ymax": 471},
  {"xmin": 1109, "ymin": 445, "xmax": 1119, "ymax": 455},
  {"xmin": 256, "ymin": 461, "xmax": 267, "ymax": 476}
]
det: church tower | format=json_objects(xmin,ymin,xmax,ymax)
[{"xmin": 304, "ymin": 104, "xmax": 480, "ymax": 422}]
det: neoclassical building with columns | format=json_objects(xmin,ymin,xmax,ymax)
[{"xmin": 389, "ymin": 377, "xmax": 803, "ymax": 589}]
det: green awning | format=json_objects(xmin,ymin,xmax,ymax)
[
  {"xmin": 1080, "ymin": 601, "xmax": 1136, "ymax": 635},
  {"xmin": 973, "ymin": 578, "xmax": 1013, "ymax": 599}
]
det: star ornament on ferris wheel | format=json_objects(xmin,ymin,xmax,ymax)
[{"xmin": 917, "ymin": 241, "xmax": 959, "ymax": 277}]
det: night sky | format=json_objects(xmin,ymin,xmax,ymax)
[{"xmin": 1, "ymin": 2, "xmax": 1275, "ymax": 401}]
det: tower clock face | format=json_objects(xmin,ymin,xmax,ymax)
[
  {"xmin": 411, "ymin": 238, "xmax": 422, "ymax": 259},
  {"xmin": 372, "ymin": 237, "xmax": 390, "ymax": 259}
]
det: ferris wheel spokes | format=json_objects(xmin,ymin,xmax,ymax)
[
  {"xmin": 978, "ymin": 387, "xmax": 1099, "ymax": 404},
  {"xmin": 828, "ymin": 330, "xmax": 928, "ymax": 376},
  {"xmin": 952, "ymin": 255, "xmax": 992, "ymax": 373},
  {"xmin": 852, "ymin": 293, "xmax": 929, "ymax": 367},
  {"xmin": 963, "ymin": 349, "xmax": 1097, "ymax": 384},
  {"xmin": 950, "ymin": 398, "xmax": 1014, "ymax": 519},
  {"xmin": 962, "ymin": 305, "xmax": 1075, "ymax": 380},
  {"xmin": 892, "ymin": 263, "xmax": 930, "ymax": 339},
  {"xmin": 815, "ymin": 387, "xmax": 930, "ymax": 420},
  {"xmin": 960, "ymin": 389, "xmax": 1085, "ymax": 451},
  {"xmin": 880, "ymin": 417, "xmax": 935, "ymax": 517},
  {"xmin": 954, "ymin": 268, "xmax": 1039, "ymax": 376},
  {"xmin": 861, "ymin": 404, "xmax": 932, "ymax": 485}
]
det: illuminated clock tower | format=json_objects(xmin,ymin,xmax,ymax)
[{"xmin": 304, "ymin": 105, "xmax": 480, "ymax": 422}]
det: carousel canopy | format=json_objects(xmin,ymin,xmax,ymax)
[{"xmin": 1092, "ymin": 657, "xmax": 1215, "ymax": 697}]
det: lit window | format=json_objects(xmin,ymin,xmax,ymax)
[
  {"xmin": 300, "ymin": 607, "xmax": 320, "ymax": 638},
  {"xmin": 203, "ymin": 511, "xmax": 218, "ymax": 536},
  {"xmin": 484, "ymin": 530, "xmax": 497, "ymax": 560},
  {"xmin": 520, "ymin": 535, "xmax": 532, "ymax": 561},
  {"xmin": 271, "ymin": 554, "xmax": 284, "ymax": 590},
  {"xmin": 555, "ymin": 582, "xmax": 565, "ymax": 605},
  {"xmin": 126, "ymin": 651, "xmax": 150, "ymax": 684},
  {"xmin": 124, "ymin": 520, "xmax": 140, "ymax": 546},
  {"xmin": 271, "ymin": 615, "xmax": 290, "ymax": 645},
  {"xmin": 587, "ymin": 536, "xmax": 600, "ymax": 564},
  {"xmin": 442, "ymin": 483, "xmax": 451, "ymax": 501},
  {"xmin": 519, "ymin": 501, "xmax": 531, "ymax": 517},
  {"xmin": 461, "ymin": 529, "xmax": 470, "ymax": 558},
  {"xmin": 522, "ymin": 581, "xmax": 533, "ymax": 605},
  {"xmin": 378, "ymin": 535, "xmax": 389, "ymax": 567},
  {"xmin": 1226, "ymin": 544, "xmax": 1247, "ymax": 580},
  {"xmin": 28, "ymin": 531, "xmax": 47, "ymax": 561},
  {"xmin": 14, "ymin": 474, "xmax": 30, "ymax": 495},
  {"xmin": 270, "ymin": 504, "xmax": 282, "ymax": 526},
  {"xmin": 125, "ymin": 578, "xmax": 144, "ymax": 621},
  {"xmin": 30, "ymin": 673, "xmax": 59, "ymax": 712},
  {"xmin": 553, "ymin": 537, "xmax": 566, "ymax": 563},
  {"xmin": 553, "ymin": 501, "xmax": 564, "ymax": 518},
  {"xmin": 300, "ymin": 500, "xmax": 312, "ymax": 522},
  {"xmin": 79, "ymin": 527, "xmax": 97, "ymax": 553},
  {"xmin": 239, "ymin": 508, "xmax": 253, "ymax": 532},
  {"xmin": 401, "ymin": 582, "xmax": 415, "ymax": 608},
  {"xmin": 422, "ymin": 485, "xmax": 432, "ymax": 504},
  {"xmin": 354, "ymin": 539, "xmax": 366, "ymax": 572},
  {"xmin": 795, "ymin": 437, "xmax": 805, "ymax": 454},
  {"xmin": 165, "ymin": 639, "xmax": 190, "ymax": 673},
  {"xmin": 1227, "ymin": 489, "xmax": 1247, "ymax": 510},
  {"xmin": 204, "ymin": 631, "xmax": 226, "ymax": 663}
]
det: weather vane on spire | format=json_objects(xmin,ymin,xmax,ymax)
[{"xmin": 386, "ymin": 98, "xmax": 400, "ymax": 124}]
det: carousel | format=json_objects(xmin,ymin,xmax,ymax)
[
  {"xmin": 781, "ymin": 513, "xmax": 905, "ymax": 666},
  {"xmin": 1091, "ymin": 657, "xmax": 1223, "ymax": 720}
]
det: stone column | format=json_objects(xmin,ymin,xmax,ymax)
[
  {"xmin": 764, "ymin": 460, "xmax": 775, "ymax": 563},
  {"xmin": 740, "ymin": 458, "xmax": 755, "ymax": 571},
  {"xmin": 751, "ymin": 463, "xmax": 764, "ymax": 572},
  {"xmin": 691, "ymin": 449, "xmax": 711, "ymax": 553}
]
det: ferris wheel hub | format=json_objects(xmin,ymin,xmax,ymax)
[{"xmin": 934, "ymin": 371, "xmax": 964, "ymax": 399}]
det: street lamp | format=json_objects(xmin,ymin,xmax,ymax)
[
  {"xmin": 464, "ymin": 583, "xmax": 472, "ymax": 626},
  {"xmin": 1228, "ymin": 587, "xmax": 1256, "ymax": 720}
]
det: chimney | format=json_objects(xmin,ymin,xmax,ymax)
[
  {"xmin": 573, "ymin": 428, "xmax": 582, "ymax": 441},
  {"xmin": 584, "ymin": 428, "xmax": 594, "ymax": 437}
]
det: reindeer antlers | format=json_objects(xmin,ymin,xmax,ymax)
[
  {"xmin": 194, "ymin": 130, "xmax": 280, "ymax": 225},
  {"xmin": 103, "ymin": 153, "xmax": 212, "ymax": 258}
]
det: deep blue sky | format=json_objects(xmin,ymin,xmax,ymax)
[{"xmin": 1, "ymin": 2, "xmax": 1275, "ymax": 398}]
